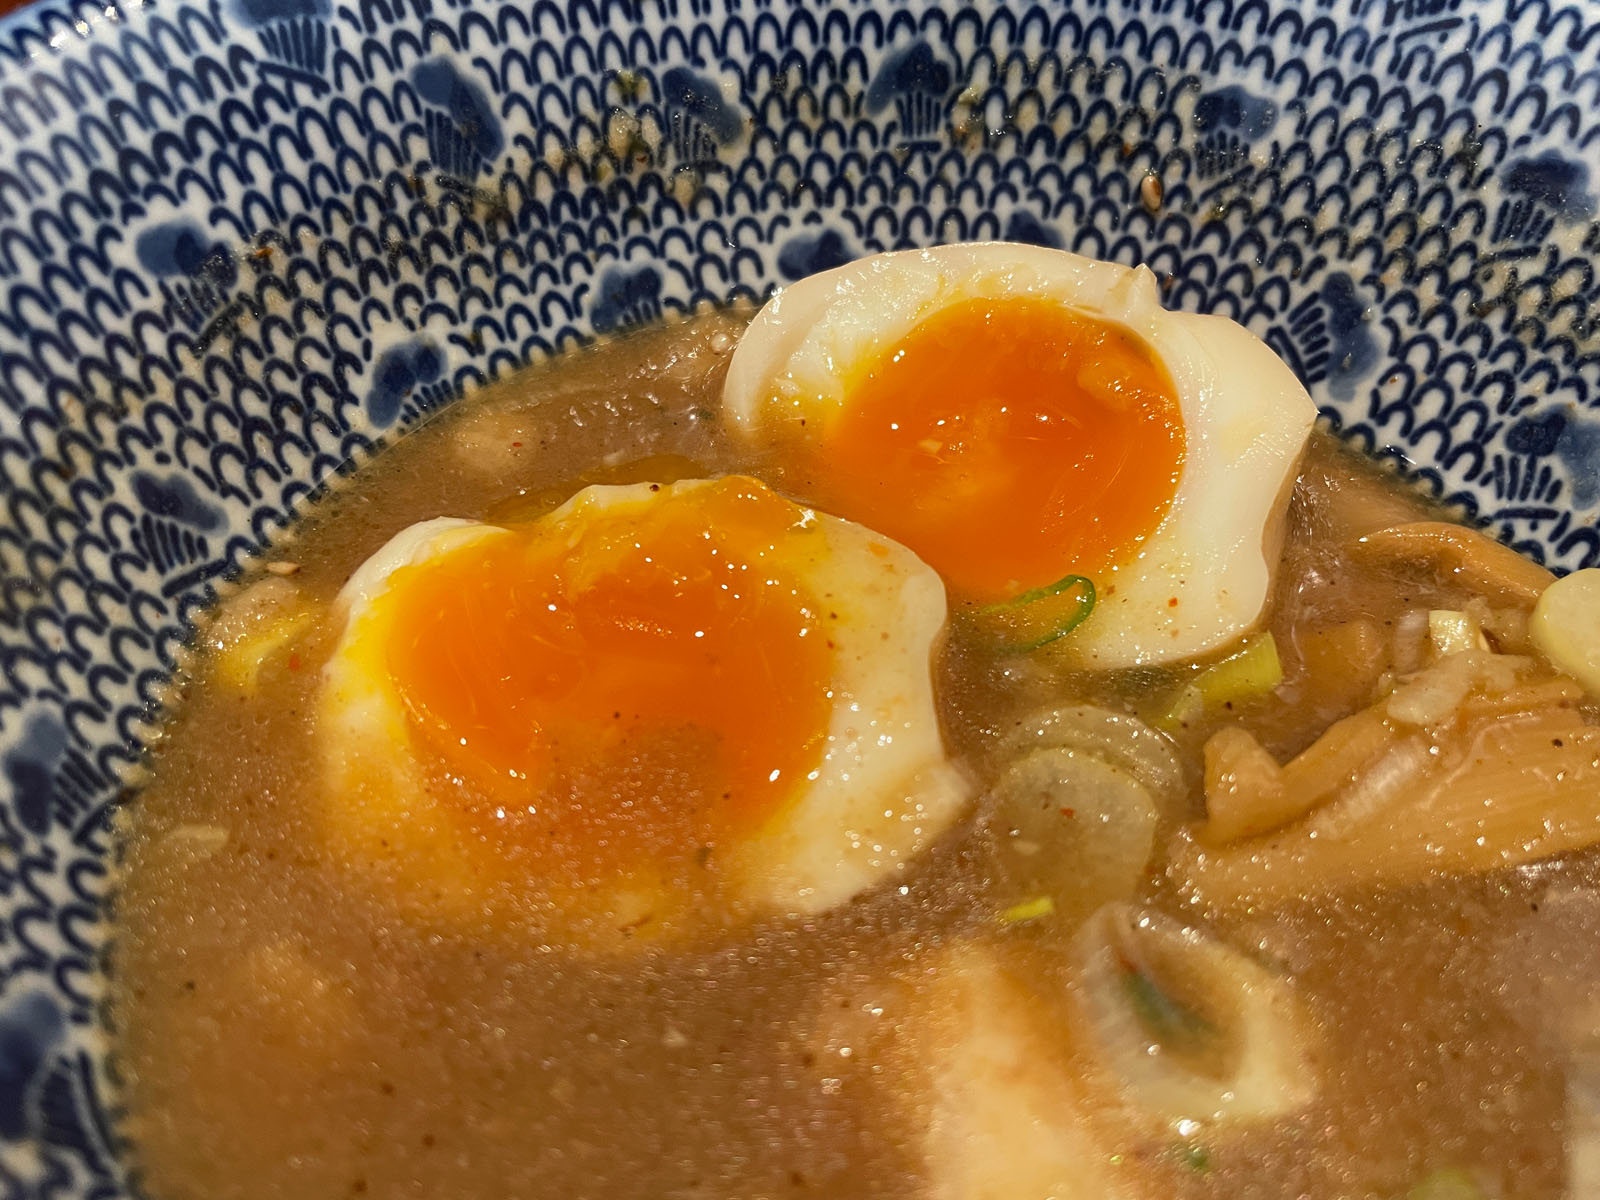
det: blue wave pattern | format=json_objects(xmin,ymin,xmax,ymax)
[{"xmin": 2, "ymin": 0, "xmax": 1600, "ymax": 1190}]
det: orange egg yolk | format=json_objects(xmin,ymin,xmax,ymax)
[
  {"xmin": 807, "ymin": 296, "xmax": 1186, "ymax": 602},
  {"xmin": 375, "ymin": 477, "xmax": 833, "ymax": 884}
]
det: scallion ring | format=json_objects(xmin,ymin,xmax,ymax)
[{"xmin": 968, "ymin": 574, "xmax": 1096, "ymax": 654}]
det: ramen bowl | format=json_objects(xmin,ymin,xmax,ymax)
[{"xmin": 2, "ymin": 0, "xmax": 1599, "ymax": 1190}]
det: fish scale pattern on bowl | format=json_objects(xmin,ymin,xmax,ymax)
[{"xmin": 2, "ymin": 0, "xmax": 1600, "ymax": 1190}]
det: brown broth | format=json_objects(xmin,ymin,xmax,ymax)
[{"xmin": 114, "ymin": 313, "xmax": 1593, "ymax": 1199}]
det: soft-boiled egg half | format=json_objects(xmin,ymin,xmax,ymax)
[
  {"xmin": 316, "ymin": 476, "xmax": 968, "ymax": 947},
  {"xmin": 723, "ymin": 244, "xmax": 1317, "ymax": 666}
]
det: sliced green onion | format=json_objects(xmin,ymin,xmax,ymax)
[
  {"xmin": 1120, "ymin": 957, "xmax": 1220, "ymax": 1054},
  {"xmin": 1154, "ymin": 632, "xmax": 1282, "ymax": 731},
  {"xmin": 1153, "ymin": 683, "xmax": 1205, "ymax": 733},
  {"xmin": 998, "ymin": 895, "xmax": 1056, "ymax": 924},
  {"xmin": 969, "ymin": 574, "xmax": 1096, "ymax": 654},
  {"xmin": 1193, "ymin": 632, "xmax": 1283, "ymax": 708}
]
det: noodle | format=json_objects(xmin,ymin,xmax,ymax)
[
  {"xmin": 1352, "ymin": 522, "xmax": 1555, "ymax": 607},
  {"xmin": 1175, "ymin": 709, "xmax": 1600, "ymax": 908}
]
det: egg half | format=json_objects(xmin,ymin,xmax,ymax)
[
  {"xmin": 316, "ymin": 476, "xmax": 969, "ymax": 946},
  {"xmin": 722, "ymin": 244, "xmax": 1317, "ymax": 666}
]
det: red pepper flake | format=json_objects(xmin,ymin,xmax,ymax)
[
  {"xmin": 1059, "ymin": 807, "xmax": 1075, "ymax": 818},
  {"xmin": 510, "ymin": 441, "xmax": 523, "ymax": 448},
  {"xmin": 1167, "ymin": 596, "xmax": 1179, "ymax": 607},
  {"xmin": 288, "ymin": 652, "xmax": 302, "ymax": 671}
]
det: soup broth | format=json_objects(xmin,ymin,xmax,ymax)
[{"xmin": 115, "ymin": 311, "xmax": 1599, "ymax": 1199}]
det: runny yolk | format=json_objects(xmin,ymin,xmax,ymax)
[
  {"xmin": 807, "ymin": 296, "xmax": 1186, "ymax": 602},
  {"xmin": 376, "ymin": 477, "xmax": 832, "ymax": 884}
]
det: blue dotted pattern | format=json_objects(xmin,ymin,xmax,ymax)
[{"xmin": 2, "ymin": 0, "xmax": 1600, "ymax": 1190}]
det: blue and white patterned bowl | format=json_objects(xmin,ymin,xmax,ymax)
[{"xmin": 3, "ymin": 0, "xmax": 1600, "ymax": 1191}]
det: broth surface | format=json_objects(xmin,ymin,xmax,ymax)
[{"xmin": 115, "ymin": 313, "xmax": 1595, "ymax": 1199}]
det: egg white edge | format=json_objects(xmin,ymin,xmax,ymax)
[
  {"xmin": 721, "ymin": 243, "xmax": 1317, "ymax": 666},
  {"xmin": 720, "ymin": 494, "xmax": 972, "ymax": 915},
  {"xmin": 317, "ymin": 486, "xmax": 971, "ymax": 921},
  {"xmin": 323, "ymin": 516, "xmax": 510, "ymax": 754}
]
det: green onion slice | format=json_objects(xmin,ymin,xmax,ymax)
[
  {"xmin": 969, "ymin": 574, "xmax": 1096, "ymax": 654},
  {"xmin": 998, "ymin": 895, "xmax": 1057, "ymax": 924}
]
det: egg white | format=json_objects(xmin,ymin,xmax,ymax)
[
  {"xmin": 723, "ymin": 244, "xmax": 1317, "ymax": 667},
  {"xmin": 315, "ymin": 479, "xmax": 970, "ymax": 944}
]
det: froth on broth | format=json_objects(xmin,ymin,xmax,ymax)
[{"xmin": 116, "ymin": 298, "xmax": 1600, "ymax": 1199}]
